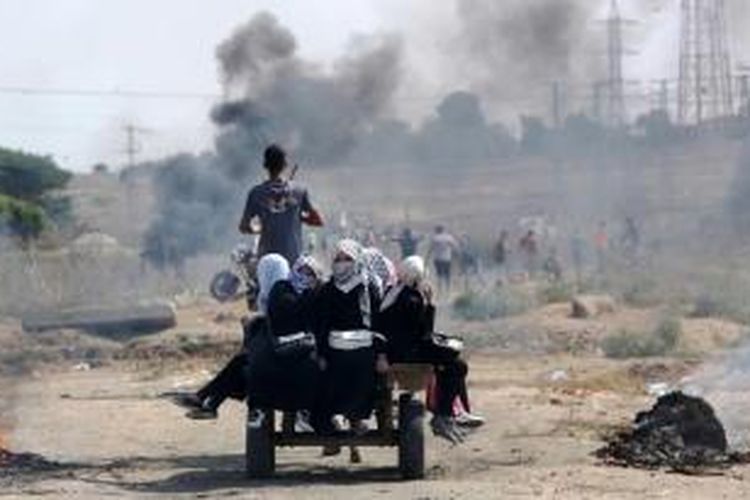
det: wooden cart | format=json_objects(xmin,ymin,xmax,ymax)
[{"xmin": 245, "ymin": 364, "xmax": 432, "ymax": 480}]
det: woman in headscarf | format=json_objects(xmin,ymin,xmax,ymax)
[
  {"xmin": 171, "ymin": 253, "xmax": 323, "ymax": 418},
  {"xmin": 311, "ymin": 239, "xmax": 387, "ymax": 435},
  {"xmin": 362, "ymin": 247, "xmax": 398, "ymax": 294},
  {"xmin": 246, "ymin": 254, "xmax": 324, "ymax": 412},
  {"xmin": 375, "ymin": 256, "xmax": 483, "ymax": 444}
]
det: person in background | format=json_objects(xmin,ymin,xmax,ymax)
[
  {"xmin": 594, "ymin": 221, "xmax": 609, "ymax": 274},
  {"xmin": 621, "ymin": 216, "xmax": 640, "ymax": 264},
  {"xmin": 519, "ymin": 229, "xmax": 539, "ymax": 278},
  {"xmin": 393, "ymin": 227, "xmax": 421, "ymax": 259},
  {"xmin": 570, "ymin": 229, "xmax": 586, "ymax": 288},
  {"xmin": 458, "ymin": 234, "xmax": 482, "ymax": 291},
  {"xmin": 239, "ymin": 144, "xmax": 323, "ymax": 264},
  {"xmin": 493, "ymin": 230, "xmax": 509, "ymax": 269},
  {"xmin": 427, "ymin": 225, "xmax": 459, "ymax": 296},
  {"xmin": 542, "ymin": 247, "xmax": 563, "ymax": 282}
]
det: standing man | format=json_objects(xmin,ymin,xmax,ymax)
[
  {"xmin": 239, "ymin": 145, "xmax": 323, "ymax": 264},
  {"xmin": 594, "ymin": 221, "xmax": 609, "ymax": 274},
  {"xmin": 393, "ymin": 227, "xmax": 421, "ymax": 259},
  {"xmin": 427, "ymin": 225, "xmax": 459, "ymax": 296},
  {"xmin": 519, "ymin": 229, "xmax": 539, "ymax": 278}
]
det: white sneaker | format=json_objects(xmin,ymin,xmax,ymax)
[{"xmin": 455, "ymin": 411, "xmax": 485, "ymax": 428}]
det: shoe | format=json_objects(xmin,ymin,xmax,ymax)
[
  {"xmin": 430, "ymin": 416, "xmax": 464, "ymax": 445},
  {"xmin": 350, "ymin": 420, "xmax": 369, "ymax": 437},
  {"xmin": 247, "ymin": 409, "xmax": 265, "ymax": 428},
  {"xmin": 295, "ymin": 411, "xmax": 315, "ymax": 433},
  {"xmin": 169, "ymin": 393, "xmax": 204, "ymax": 411},
  {"xmin": 321, "ymin": 445, "xmax": 342, "ymax": 457},
  {"xmin": 282, "ymin": 412, "xmax": 296, "ymax": 435},
  {"xmin": 185, "ymin": 407, "xmax": 218, "ymax": 420},
  {"xmin": 455, "ymin": 411, "xmax": 485, "ymax": 428}
]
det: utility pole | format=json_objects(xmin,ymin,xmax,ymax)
[
  {"xmin": 607, "ymin": 0, "xmax": 626, "ymax": 128},
  {"xmin": 551, "ymin": 81, "xmax": 565, "ymax": 129},
  {"xmin": 658, "ymin": 79, "xmax": 670, "ymax": 116},
  {"xmin": 739, "ymin": 73, "xmax": 750, "ymax": 117},
  {"xmin": 123, "ymin": 124, "xmax": 150, "ymax": 169},
  {"xmin": 592, "ymin": 81, "xmax": 606, "ymax": 123},
  {"xmin": 678, "ymin": 0, "xmax": 734, "ymax": 126}
]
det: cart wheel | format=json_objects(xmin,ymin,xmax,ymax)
[
  {"xmin": 246, "ymin": 407, "xmax": 275, "ymax": 479},
  {"xmin": 398, "ymin": 393, "xmax": 425, "ymax": 479}
]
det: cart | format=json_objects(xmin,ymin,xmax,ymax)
[{"xmin": 245, "ymin": 363, "xmax": 432, "ymax": 480}]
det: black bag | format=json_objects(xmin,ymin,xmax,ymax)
[{"xmin": 273, "ymin": 332, "xmax": 317, "ymax": 358}]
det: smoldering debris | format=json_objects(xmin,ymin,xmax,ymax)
[
  {"xmin": 596, "ymin": 392, "xmax": 750, "ymax": 473},
  {"xmin": 0, "ymin": 447, "xmax": 65, "ymax": 479}
]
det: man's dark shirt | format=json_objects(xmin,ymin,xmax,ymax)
[{"xmin": 241, "ymin": 179, "xmax": 312, "ymax": 264}]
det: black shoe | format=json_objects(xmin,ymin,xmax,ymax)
[
  {"xmin": 321, "ymin": 445, "xmax": 342, "ymax": 457},
  {"xmin": 185, "ymin": 407, "xmax": 218, "ymax": 420},
  {"xmin": 349, "ymin": 447, "xmax": 362, "ymax": 464},
  {"xmin": 169, "ymin": 392, "xmax": 204, "ymax": 411}
]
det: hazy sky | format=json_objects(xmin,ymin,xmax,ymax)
[{"xmin": 0, "ymin": 0, "xmax": 746, "ymax": 171}]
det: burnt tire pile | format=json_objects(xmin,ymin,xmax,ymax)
[
  {"xmin": 596, "ymin": 391, "xmax": 749, "ymax": 472},
  {"xmin": 0, "ymin": 447, "xmax": 63, "ymax": 478}
]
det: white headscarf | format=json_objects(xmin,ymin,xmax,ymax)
[
  {"xmin": 381, "ymin": 256, "xmax": 427, "ymax": 311},
  {"xmin": 399, "ymin": 256, "xmax": 426, "ymax": 287},
  {"xmin": 256, "ymin": 253, "xmax": 290, "ymax": 314}
]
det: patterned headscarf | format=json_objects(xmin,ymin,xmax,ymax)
[
  {"xmin": 332, "ymin": 239, "xmax": 372, "ymax": 327},
  {"xmin": 332, "ymin": 239, "xmax": 365, "ymax": 293},
  {"xmin": 256, "ymin": 253, "xmax": 290, "ymax": 314},
  {"xmin": 290, "ymin": 254, "xmax": 322, "ymax": 294},
  {"xmin": 362, "ymin": 247, "xmax": 397, "ymax": 293}
]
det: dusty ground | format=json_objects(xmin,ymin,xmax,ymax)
[{"xmin": 2, "ymin": 301, "xmax": 750, "ymax": 499}]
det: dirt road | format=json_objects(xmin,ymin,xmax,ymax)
[{"xmin": 3, "ymin": 354, "xmax": 750, "ymax": 499}]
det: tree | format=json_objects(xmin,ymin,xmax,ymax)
[
  {"xmin": 0, "ymin": 194, "xmax": 46, "ymax": 240},
  {"xmin": 0, "ymin": 147, "xmax": 72, "ymax": 240},
  {"xmin": 0, "ymin": 147, "xmax": 71, "ymax": 201}
]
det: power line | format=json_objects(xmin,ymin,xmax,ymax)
[{"xmin": 0, "ymin": 86, "xmax": 219, "ymax": 100}]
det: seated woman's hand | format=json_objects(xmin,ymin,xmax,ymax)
[{"xmin": 375, "ymin": 353, "xmax": 390, "ymax": 374}]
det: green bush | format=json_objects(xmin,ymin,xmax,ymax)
[
  {"xmin": 453, "ymin": 287, "xmax": 535, "ymax": 321},
  {"xmin": 620, "ymin": 275, "xmax": 661, "ymax": 308},
  {"xmin": 602, "ymin": 317, "xmax": 682, "ymax": 359},
  {"xmin": 538, "ymin": 281, "xmax": 575, "ymax": 304},
  {"xmin": 690, "ymin": 288, "xmax": 750, "ymax": 324}
]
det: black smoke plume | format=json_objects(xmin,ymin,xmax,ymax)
[{"xmin": 142, "ymin": 12, "xmax": 403, "ymax": 265}]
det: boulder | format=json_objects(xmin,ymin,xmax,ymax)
[{"xmin": 571, "ymin": 294, "xmax": 616, "ymax": 319}]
